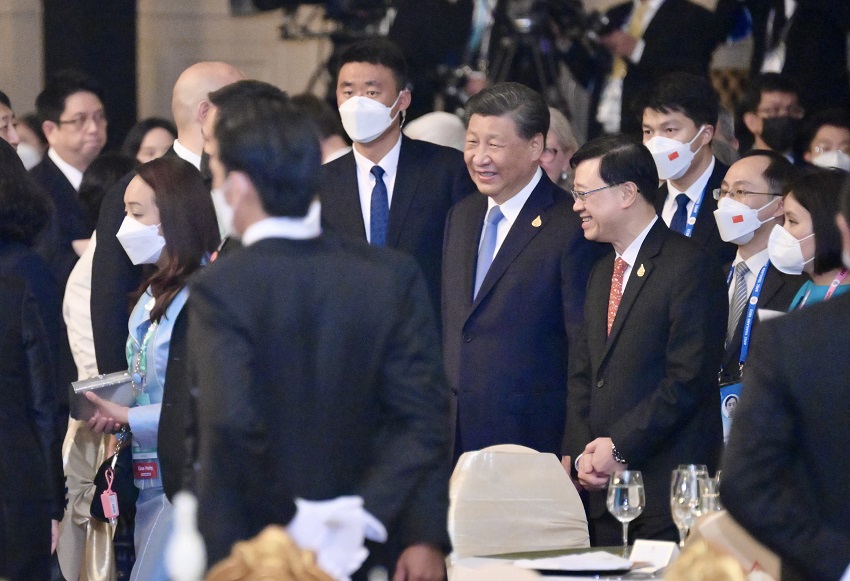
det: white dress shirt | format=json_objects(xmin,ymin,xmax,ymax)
[
  {"xmin": 616, "ymin": 215, "xmax": 658, "ymax": 294},
  {"xmin": 48, "ymin": 147, "xmax": 83, "ymax": 191},
  {"xmin": 661, "ymin": 156, "xmax": 715, "ymax": 228},
  {"xmin": 352, "ymin": 136, "xmax": 402, "ymax": 243},
  {"xmin": 727, "ymin": 248, "xmax": 770, "ymax": 305},
  {"xmin": 482, "ymin": 167, "xmax": 542, "ymax": 260},
  {"xmin": 241, "ymin": 201, "xmax": 322, "ymax": 246},
  {"xmin": 172, "ymin": 138, "xmax": 201, "ymax": 169}
]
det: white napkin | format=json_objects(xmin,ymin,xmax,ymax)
[
  {"xmin": 287, "ymin": 496, "xmax": 387, "ymax": 581},
  {"xmin": 514, "ymin": 551, "xmax": 632, "ymax": 572}
]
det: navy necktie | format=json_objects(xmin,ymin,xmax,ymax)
[
  {"xmin": 370, "ymin": 165, "xmax": 388, "ymax": 246},
  {"xmin": 474, "ymin": 205, "xmax": 504, "ymax": 299},
  {"xmin": 670, "ymin": 193, "xmax": 690, "ymax": 234}
]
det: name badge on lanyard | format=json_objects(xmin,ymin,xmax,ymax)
[
  {"xmin": 719, "ymin": 260, "xmax": 770, "ymax": 445},
  {"xmin": 681, "ymin": 190, "xmax": 704, "ymax": 238}
]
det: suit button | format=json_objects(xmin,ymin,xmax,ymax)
[
  {"xmin": 462, "ymin": 332, "xmax": 472, "ymax": 343},
  {"xmin": 452, "ymin": 388, "xmax": 458, "ymax": 395},
  {"xmin": 597, "ymin": 379, "xmax": 605, "ymax": 388}
]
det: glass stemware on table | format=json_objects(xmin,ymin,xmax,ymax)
[
  {"xmin": 670, "ymin": 465, "xmax": 723, "ymax": 547},
  {"xmin": 606, "ymin": 470, "xmax": 646, "ymax": 554}
]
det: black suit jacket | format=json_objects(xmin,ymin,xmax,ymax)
[
  {"xmin": 653, "ymin": 160, "xmax": 737, "ymax": 266},
  {"xmin": 318, "ymin": 136, "xmax": 474, "ymax": 317},
  {"xmin": 722, "ymin": 292, "xmax": 850, "ymax": 580},
  {"xmin": 188, "ymin": 235, "xmax": 452, "ymax": 568},
  {"xmin": 747, "ymin": 0, "xmax": 850, "ymax": 112},
  {"xmin": 563, "ymin": 220, "xmax": 726, "ymax": 526},
  {"xmin": 442, "ymin": 173, "xmax": 606, "ymax": 456},
  {"xmin": 0, "ymin": 276, "xmax": 64, "ymax": 521},
  {"xmin": 157, "ymin": 306, "xmax": 190, "ymax": 501},
  {"xmin": 719, "ymin": 263, "xmax": 805, "ymax": 384}
]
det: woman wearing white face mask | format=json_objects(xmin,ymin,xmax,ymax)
[
  {"xmin": 84, "ymin": 157, "xmax": 220, "ymax": 581},
  {"xmin": 769, "ymin": 168, "xmax": 850, "ymax": 310}
]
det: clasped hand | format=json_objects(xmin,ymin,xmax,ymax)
[{"xmin": 577, "ymin": 437, "xmax": 627, "ymax": 491}]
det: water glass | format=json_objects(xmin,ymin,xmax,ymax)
[{"xmin": 607, "ymin": 470, "xmax": 646, "ymax": 552}]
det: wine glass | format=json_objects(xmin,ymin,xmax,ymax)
[
  {"xmin": 607, "ymin": 470, "xmax": 645, "ymax": 554},
  {"xmin": 699, "ymin": 474, "xmax": 723, "ymax": 513},
  {"xmin": 670, "ymin": 465, "xmax": 706, "ymax": 547}
]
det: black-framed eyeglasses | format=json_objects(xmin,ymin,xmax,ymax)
[
  {"xmin": 540, "ymin": 147, "xmax": 559, "ymax": 163},
  {"xmin": 712, "ymin": 188, "xmax": 782, "ymax": 202},
  {"xmin": 569, "ymin": 183, "xmax": 623, "ymax": 202},
  {"xmin": 57, "ymin": 110, "xmax": 107, "ymax": 130}
]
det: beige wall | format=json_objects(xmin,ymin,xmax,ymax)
[
  {"xmin": 137, "ymin": 0, "xmax": 333, "ymax": 119},
  {"xmin": 0, "ymin": 0, "xmax": 43, "ymax": 113}
]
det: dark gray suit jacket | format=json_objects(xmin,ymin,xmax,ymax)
[
  {"xmin": 188, "ymin": 234, "xmax": 452, "ymax": 569},
  {"xmin": 564, "ymin": 219, "xmax": 727, "ymax": 527},
  {"xmin": 722, "ymin": 292, "xmax": 850, "ymax": 580}
]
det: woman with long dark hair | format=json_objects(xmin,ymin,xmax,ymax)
[{"xmin": 85, "ymin": 156, "xmax": 219, "ymax": 581}]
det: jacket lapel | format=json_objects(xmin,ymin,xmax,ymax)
[
  {"xmin": 690, "ymin": 160, "xmax": 726, "ymax": 247},
  {"xmin": 387, "ymin": 136, "xmax": 421, "ymax": 248},
  {"xmin": 461, "ymin": 195, "xmax": 488, "ymax": 310},
  {"xmin": 600, "ymin": 220, "xmax": 666, "ymax": 365},
  {"xmin": 469, "ymin": 177, "xmax": 554, "ymax": 312}
]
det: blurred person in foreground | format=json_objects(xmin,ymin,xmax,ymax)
[{"xmin": 721, "ymin": 171, "xmax": 850, "ymax": 581}]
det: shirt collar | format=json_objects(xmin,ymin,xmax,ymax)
[
  {"xmin": 241, "ymin": 200, "xmax": 322, "ymax": 246},
  {"xmin": 487, "ymin": 167, "xmax": 543, "ymax": 223},
  {"xmin": 172, "ymin": 139, "xmax": 202, "ymax": 169},
  {"xmin": 352, "ymin": 135, "xmax": 402, "ymax": 181},
  {"xmin": 47, "ymin": 148, "xmax": 83, "ymax": 191},
  {"xmin": 618, "ymin": 215, "xmax": 658, "ymax": 266},
  {"xmin": 734, "ymin": 247, "xmax": 770, "ymax": 274},
  {"xmin": 667, "ymin": 156, "xmax": 716, "ymax": 204}
]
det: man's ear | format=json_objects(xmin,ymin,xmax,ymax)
[
  {"xmin": 42, "ymin": 120, "xmax": 59, "ymax": 147},
  {"xmin": 197, "ymin": 100, "xmax": 212, "ymax": 126},
  {"xmin": 743, "ymin": 111, "xmax": 762, "ymax": 137},
  {"xmin": 620, "ymin": 181, "xmax": 639, "ymax": 209},
  {"xmin": 529, "ymin": 132, "xmax": 545, "ymax": 161}
]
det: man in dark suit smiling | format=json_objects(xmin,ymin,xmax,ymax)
[{"xmin": 563, "ymin": 134, "xmax": 727, "ymax": 545}]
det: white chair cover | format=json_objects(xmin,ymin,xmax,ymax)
[{"xmin": 448, "ymin": 444, "xmax": 589, "ymax": 558}]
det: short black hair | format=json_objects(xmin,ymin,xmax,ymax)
[
  {"xmin": 642, "ymin": 72, "xmax": 719, "ymax": 130},
  {"xmin": 0, "ymin": 139, "xmax": 52, "ymax": 245},
  {"xmin": 465, "ymin": 82, "xmax": 549, "ymax": 140},
  {"xmin": 79, "ymin": 152, "xmax": 136, "ymax": 233},
  {"xmin": 739, "ymin": 149, "xmax": 795, "ymax": 194},
  {"xmin": 739, "ymin": 73, "xmax": 799, "ymax": 115},
  {"xmin": 290, "ymin": 93, "xmax": 346, "ymax": 141},
  {"xmin": 799, "ymin": 108, "xmax": 850, "ymax": 153},
  {"xmin": 337, "ymin": 38, "xmax": 410, "ymax": 94},
  {"xmin": 35, "ymin": 70, "xmax": 105, "ymax": 123},
  {"xmin": 0, "ymin": 90, "xmax": 10, "ymax": 109},
  {"xmin": 786, "ymin": 168, "xmax": 846, "ymax": 275},
  {"xmin": 215, "ymin": 95, "xmax": 320, "ymax": 218},
  {"xmin": 20, "ymin": 113, "xmax": 47, "ymax": 146},
  {"xmin": 571, "ymin": 134, "xmax": 659, "ymax": 202},
  {"xmin": 121, "ymin": 117, "xmax": 177, "ymax": 160},
  {"xmin": 208, "ymin": 79, "xmax": 289, "ymax": 110}
]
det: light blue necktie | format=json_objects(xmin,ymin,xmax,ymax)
[
  {"xmin": 474, "ymin": 205, "xmax": 504, "ymax": 299},
  {"xmin": 370, "ymin": 165, "xmax": 388, "ymax": 246}
]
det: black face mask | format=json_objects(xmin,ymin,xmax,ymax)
[{"xmin": 760, "ymin": 116, "xmax": 800, "ymax": 153}]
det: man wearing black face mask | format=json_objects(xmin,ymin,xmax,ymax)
[{"xmin": 740, "ymin": 73, "xmax": 805, "ymax": 163}]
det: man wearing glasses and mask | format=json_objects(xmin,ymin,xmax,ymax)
[
  {"xmin": 31, "ymin": 70, "xmax": 107, "ymax": 289},
  {"xmin": 740, "ymin": 73, "xmax": 805, "ymax": 162},
  {"xmin": 712, "ymin": 150, "xmax": 805, "ymax": 442}
]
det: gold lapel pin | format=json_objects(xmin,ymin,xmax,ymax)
[
  {"xmin": 532, "ymin": 215, "xmax": 542, "ymax": 228},
  {"xmin": 637, "ymin": 264, "xmax": 646, "ymax": 277}
]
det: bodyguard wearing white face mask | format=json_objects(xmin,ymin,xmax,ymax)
[
  {"xmin": 318, "ymin": 38, "xmax": 474, "ymax": 322},
  {"xmin": 769, "ymin": 169, "xmax": 850, "ymax": 310},
  {"xmin": 642, "ymin": 73, "xmax": 736, "ymax": 265},
  {"xmin": 712, "ymin": 151, "xmax": 805, "ymax": 431}
]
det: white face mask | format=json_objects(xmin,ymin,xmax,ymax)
[
  {"xmin": 338, "ymin": 93, "xmax": 402, "ymax": 144},
  {"xmin": 116, "ymin": 216, "xmax": 166, "ymax": 265},
  {"xmin": 811, "ymin": 150, "xmax": 850, "ymax": 171},
  {"xmin": 713, "ymin": 196, "xmax": 779, "ymax": 245},
  {"xmin": 645, "ymin": 125, "xmax": 706, "ymax": 181},
  {"xmin": 210, "ymin": 187, "xmax": 235, "ymax": 239},
  {"xmin": 768, "ymin": 224, "xmax": 815, "ymax": 275},
  {"xmin": 17, "ymin": 142, "xmax": 42, "ymax": 171}
]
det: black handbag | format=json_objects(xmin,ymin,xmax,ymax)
[{"xmin": 90, "ymin": 431, "xmax": 139, "ymax": 522}]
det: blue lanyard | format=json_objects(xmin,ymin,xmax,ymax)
[
  {"xmin": 726, "ymin": 260, "xmax": 770, "ymax": 368},
  {"xmin": 681, "ymin": 190, "xmax": 704, "ymax": 238}
]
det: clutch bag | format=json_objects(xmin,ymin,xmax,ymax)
[{"xmin": 70, "ymin": 371, "xmax": 136, "ymax": 421}]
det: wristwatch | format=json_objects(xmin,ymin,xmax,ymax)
[{"xmin": 611, "ymin": 444, "xmax": 627, "ymax": 465}]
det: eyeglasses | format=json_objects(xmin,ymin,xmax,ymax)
[
  {"xmin": 57, "ymin": 110, "xmax": 107, "ymax": 130},
  {"xmin": 813, "ymin": 145, "xmax": 850, "ymax": 155},
  {"xmin": 756, "ymin": 105, "xmax": 805, "ymax": 119},
  {"xmin": 712, "ymin": 188, "xmax": 782, "ymax": 202},
  {"xmin": 569, "ymin": 183, "xmax": 623, "ymax": 202},
  {"xmin": 540, "ymin": 146, "xmax": 559, "ymax": 163}
]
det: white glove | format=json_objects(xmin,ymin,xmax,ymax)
[{"xmin": 287, "ymin": 496, "xmax": 387, "ymax": 581}]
